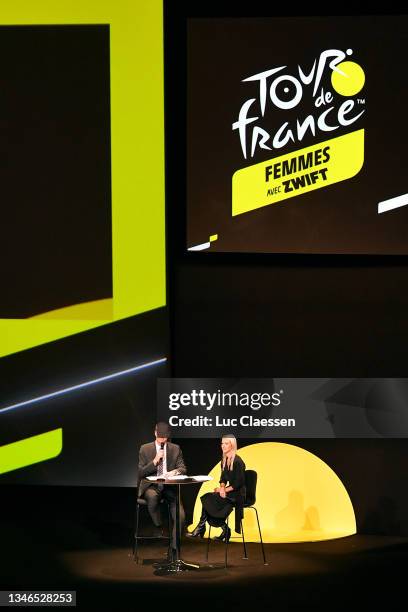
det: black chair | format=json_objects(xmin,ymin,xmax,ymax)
[
  {"xmin": 133, "ymin": 496, "xmax": 171, "ymax": 564},
  {"xmin": 206, "ymin": 469, "xmax": 267, "ymax": 567}
]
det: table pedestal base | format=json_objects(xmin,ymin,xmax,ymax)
[{"xmin": 153, "ymin": 558, "xmax": 200, "ymax": 575}]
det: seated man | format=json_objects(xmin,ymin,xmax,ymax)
[{"xmin": 138, "ymin": 421, "xmax": 186, "ymax": 558}]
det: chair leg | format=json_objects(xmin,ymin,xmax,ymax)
[
  {"xmin": 206, "ymin": 525, "xmax": 211, "ymax": 561},
  {"xmin": 166, "ymin": 501, "xmax": 172, "ymax": 558},
  {"xmin": 133, "ymin": 501, "xmax": 172, "ymax": 564},
  {"xmin": 241, "ymin": 518, "xmax": 248, "ymax": 559},
  {"xmin": 253, "ymin": 507, "xmax": 267, "ymax": 565},
  {"xmin": 224, "ymin": 516, "xmax": 229, "ymax": 568},
  {"xmin": 133, "ymin": 504, "xmax": 140, "ymax": 563}
]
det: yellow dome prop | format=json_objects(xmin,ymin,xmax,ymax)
[{"xmin": 190, "ymin": 442, "xmax": 356, "ymax": 543}]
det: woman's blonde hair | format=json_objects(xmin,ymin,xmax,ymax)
[{"xmin": 221, "ymin": 435, "xmax": 237, "ymax": 470}]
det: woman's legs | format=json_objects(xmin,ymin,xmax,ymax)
[
  {"xmin": 213, "ymin": 522, "xmax": 231, "ymax": 542},
  {"xmin": 189, "ymin": 493, "xmax": 234, "ymax": 538},
  {"xmin": 188, "ymin": 504, "xmax": 207, "ymax": 537}
]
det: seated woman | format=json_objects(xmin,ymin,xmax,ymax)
[{"xmin": 189, "ymin": 434, "xmax": 246, "ymax": 542}]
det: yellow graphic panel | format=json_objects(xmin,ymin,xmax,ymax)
[
  {"xmin": 232, "ymin": 129, "xmax": 364, "ymax": 216},
  {"xmin": 0, "ymin": 429, "xmax": 62, "ymax": 475},
  {"xmin": 0, "ymin": 0, "xmax": 165, "ymax": 358},
  {"xmin": 30, "ymin": 299, "xmax": 113, "ymax": 321},
  {"xmin": 190, "ymin": 442, "xmax": 356, "ymax": 543}
]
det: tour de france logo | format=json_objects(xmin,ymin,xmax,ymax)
[{"xmin": 232, "ymin": 49, "xmax": 366, "ymax": 216}]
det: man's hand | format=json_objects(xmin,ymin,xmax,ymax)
[
  {"xmin": 153, "ymin": 449, "xmax": 164, "ymax": 465},
  {"xmin": 165, "ymin": 469, "xmax": 180, "ymax": 477}
]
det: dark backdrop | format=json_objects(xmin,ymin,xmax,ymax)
[
  {"xmin": 165, "ymin": 0, "xmax": 408, "ymax": 536},
  {"xmin": 0, "ymin": 307, "xmax": 168, "ymax": 487},
  {"xmin": 0, "ymin": 25, "xmax": 112, "ymax": 318},
  {"xmin": 1, "ymin": 2, "xmax": 407, "ymax": 540}
]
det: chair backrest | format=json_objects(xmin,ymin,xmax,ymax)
[{"xmin": 244, "ymin": 469, "xmax": 257, "ymax": 506}]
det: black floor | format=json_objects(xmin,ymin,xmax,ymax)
[{"xmin": 1, "ymin": 486, "xmax": 407, "ymax": 609}]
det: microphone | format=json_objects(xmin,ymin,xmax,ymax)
[{"xmin": 157, "ymin": 442, "xmax": 165, "ymax": 480}]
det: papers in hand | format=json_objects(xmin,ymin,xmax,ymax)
[
  {"xmin": 146, "ymin": 474, "xmax": 213, "ymax": 481},
  {"xmin": 146, "ymin": 474, "xmax": 188, "ymax": 481}
]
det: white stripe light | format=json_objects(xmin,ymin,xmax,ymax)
[
  {"xmin": 0, "ymin": 357, "xmax": 167, "ymax": 413},
  {"xmin": 378, "ymin": 193, "xmax": 408, "ymax": 214},
  {"xmin": 188, "ymin": 241, "xmax": 211, "ymax": 251}
]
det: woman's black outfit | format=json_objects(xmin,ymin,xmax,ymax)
[{"xmin": 201, "ymin": 455, "xmax": 246, "ymax": 533}]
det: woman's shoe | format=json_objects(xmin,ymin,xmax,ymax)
[
  {"xmin": 188, "ymin": 524, "xmax": 206, "ymax": 538},
  {"xmin": 214, "ymin": 523, "xmax": 231, "ymax": 542},
  {"xmin": 187, "ymin": 509, "xmax": 207, "ymax": 538}
]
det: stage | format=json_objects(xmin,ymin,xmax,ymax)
[{"xmin": 1, "ymin": 486, "xmax": 406, "ymax": 609}]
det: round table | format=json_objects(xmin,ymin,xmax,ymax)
[{"xmin": 142, "ymin": 477, "xmax": 206, "ymax": 575}]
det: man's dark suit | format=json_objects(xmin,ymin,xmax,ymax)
[{"xmin": 138, "ymin": 441, "xmax": 187, "ymax": 547}]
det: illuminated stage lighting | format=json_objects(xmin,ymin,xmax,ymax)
[{"xmin": 0, "ymin": 357, "xmax": 167, "ymax": 413}]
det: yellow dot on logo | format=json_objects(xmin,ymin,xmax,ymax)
[{"xmin": 331, "ymin": 61, "xmax": 365, "ymax": 97}]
